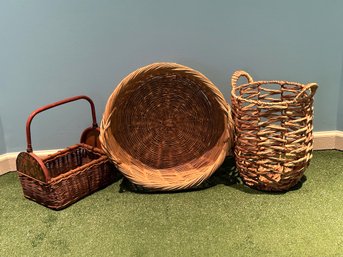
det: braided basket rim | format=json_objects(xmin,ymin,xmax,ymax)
[{"xmin": 231, "ymin": 80, "xmax": 317, "ymax": 106}]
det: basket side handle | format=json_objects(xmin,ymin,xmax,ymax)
[
  {"xmin": 305, "ymin": 83, "xmax": 318, "ymax": 97},
  {"xmin": 26, "ymin": 95, "xmax": 98, "ymax": 153},
  {"xmin": 295, "ymin": 82, "xmax": 318, "ymax": 101},
  {"xmin": 231, "ymin": 70, "xmax": 254, "ymax": 89}
]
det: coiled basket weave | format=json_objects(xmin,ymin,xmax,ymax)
[
  {"xmin": 231, "ymin": 70, "xmax": 318, "ymax": 191},
  {"xmin": 100, "ymin": 62, "xmax": 233, "ymax": 191}
]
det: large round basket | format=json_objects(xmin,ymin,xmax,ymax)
[
  {"xmin": 100, "ymin": 62, "xmax": 233, "ymax": 191},
  {"xmin": 231, "ymin": 70, "xmax": 318, "ymax": 191}
]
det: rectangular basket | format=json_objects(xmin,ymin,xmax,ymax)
[
  {"xmin": 17, "ymin": 144, "xmax": 118, "ymax": 210},
  {"xmin": 16, "ymin": 96, "xmax": 120, "ymax": 210}
]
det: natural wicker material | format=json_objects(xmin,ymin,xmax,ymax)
[
  {"xmin": 231, "ymin": 70, "xmax": 318, "ymax": 191},
  {"xmin": 16, "ymin": 96, "xmax": 120, "ymax": 210},
  {"xmin": 100, "ymin": 62, "xmax": 233, "ymax": 191},
  {"xmin": 17, "ymin": 144, "xmax": 118, "ymax": 210}
]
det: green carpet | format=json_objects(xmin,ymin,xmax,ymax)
[{"xmin": 1, "ymin": 150, "xmax": 342, "ymax": 257}]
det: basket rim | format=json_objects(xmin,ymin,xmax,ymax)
[
  {"xmin": 231, "ymin": 80, "xmax": 317, "ymax": 106},
  {"xmin": 105, "ymin": 62, "xmax": 229, "ymax": 114}
]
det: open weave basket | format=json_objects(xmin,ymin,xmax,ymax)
[
  {"xmin": 231, "ymin": 70, "xmax": 318, "ymax": 191},
  {"xmin": 100, "ymin": 62, "xmax": 233, "ymax": 191}
]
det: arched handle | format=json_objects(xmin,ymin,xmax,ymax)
[
  {"xmin": 26, "ymin": 95, "xmax": 98, "ymax": 153},
  {"xmin": 231, "ymin": 70, "xmax": 254, "ymax": 88}
]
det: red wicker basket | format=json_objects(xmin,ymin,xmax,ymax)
[{"xmin": 16, "ymin": 96, "xmax": 120, "ymax": 210}]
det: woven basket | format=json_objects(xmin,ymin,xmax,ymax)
[
  {"xmin": 17, "ymin": 144, "xmax": 118, "ymax": 210},
  {"xmin": 231, "ymin": 70, "xmax": 318, "ymax": 191},
  {"xmin": 100, "ymin": 62, "xmax": 233, "ymax": 191},
  {"xmin": 16, "ymin": 95, "xmax": 120, "ymax": 210}
]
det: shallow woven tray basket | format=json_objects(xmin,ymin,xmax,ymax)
[
  {"xmin": 100, "ymin": 62, "xmax": 233, "ymax": 191},
  {"xmin": 231, "ymin": 70, "xmax": 318, "ymax": 191}
]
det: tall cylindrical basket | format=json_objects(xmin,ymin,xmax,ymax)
[{"xmin": 231, "ymin": 70, "xmax": 318, "ymax": 191}]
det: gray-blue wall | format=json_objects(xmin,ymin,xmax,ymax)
[
  {"xmin": 0, "ymin": 117, "xmax": 6, "ymax": 154},
  {"xmin": 1, "ymin": 0, "xmax": 342, "ymax": 153},
  {"xmin": 338, "ymin": 54, "xmax": 343, "ymax": 131}
]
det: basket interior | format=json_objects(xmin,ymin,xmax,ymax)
[
  {"xmin": 110, "ymin": 71, "xmax": 226, "ymax": 169},
  {"xmin": 43, "ymin": 146, "xmax": 102, "ymax": 179}
]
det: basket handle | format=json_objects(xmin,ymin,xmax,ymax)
[
  {"xmin": 231, "ymin": 70, "xmax": 254, "ymax": 88},
  {"xmin": 305, "ymin": 83, "xmax": 318, "ymax": 97},
  {"xmin": 295, "ymin": 82, "xmax": 318, "ymax": 101},
  {"xmin": 26, "ymin": 95, "xmax": 98, "ymax": 153}
]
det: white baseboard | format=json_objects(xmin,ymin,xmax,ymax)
[
  {"xmin": 0, "ymin": 131, "xmax": 342, "ymax": 176},
  {"xmin": 0, "ymin": 149, "xmax": 61, "ymax": 176},
  {"xmin": 313, "ymin": 130, "xmax": 343, "ymax": 150}
]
